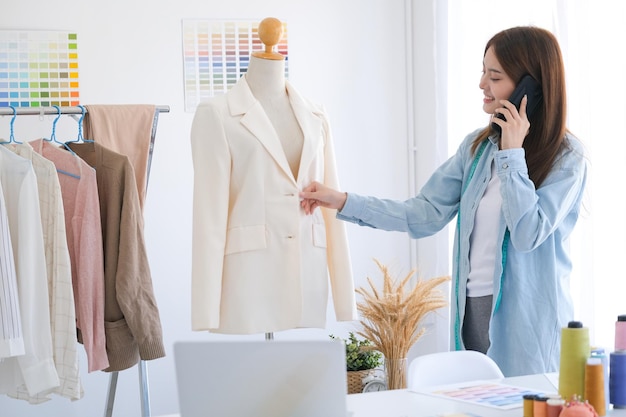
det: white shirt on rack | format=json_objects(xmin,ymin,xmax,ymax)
[
  {"xmin": 0, "ymin": 180, "xmax": 22, "ymax": 358},
  {"xmin": 0, "ymin": 146, "xmax": 59, "ymax": 397},
  {"xmin": 6, "ymin": 143, "xmax": 81, "ymax": 403}
]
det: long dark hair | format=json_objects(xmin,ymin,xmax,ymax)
[{"xmin": 471, "ymin": 26, "xmax": 568, "ymax": 188}]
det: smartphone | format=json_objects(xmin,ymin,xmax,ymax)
[{"xmin": 491, "ymin": 74, "xmax": 543, "ymax": 134}]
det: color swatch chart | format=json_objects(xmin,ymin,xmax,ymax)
[
  {"xmin": 181, "ymin": 20, "xmax": 289, "ymax": 112},
  {"xmin": 419, "ymin": 381, "xmax": 545, "ymax": 410},
  {"xmin": 0, "ymin": 30, "xmax": 80, "ymax": 108}
]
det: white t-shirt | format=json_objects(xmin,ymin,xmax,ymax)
[{"xmin": 467, "ymin": 160, "xmax": 502, "ymax": 297}]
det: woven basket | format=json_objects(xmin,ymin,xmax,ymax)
[{"xmin": 347, "ymin": 369, "xmax": 376, "ymax": 394}]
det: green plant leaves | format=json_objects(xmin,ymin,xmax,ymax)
[{"xmin": 330, "ymin": 332, "xmax": 383, "ymax": 371}]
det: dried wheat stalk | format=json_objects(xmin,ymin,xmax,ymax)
[{"xmin": 356, "ymin": 259, "xmax": 450, "ymax": 360}]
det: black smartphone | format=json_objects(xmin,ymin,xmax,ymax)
[{"xmin": 491, "ymin": 74, "xmax": 543, "ymax": 134}]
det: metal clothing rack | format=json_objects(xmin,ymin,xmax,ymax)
[
  {"xmin": 1, "ymin": 104, "xmax": 169, "ymax": 417},
  {"xmin": 0, "ymin": 105, "xmax": 170, "ymax": 116}
]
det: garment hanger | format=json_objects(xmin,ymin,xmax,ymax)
[
  {"xmin": 78, "ymin": 105, "xmax": 94, "ymax": 143},
  {"xmin": 0, "ymin": 106, "xmax": 23, "ymax": 145},
  {"xmin": 46, "ymin": 105, "xmax": 62, "ymax": 143},
  {"xmin": 66, "ymin": 105, "xmax": 93, "ymax": 144},
  {"xmin": 46, "ymin": 105, "xmax": 77, "ymax": 153},
  {"xmin": 46, "ymin": 105, "xmax": 81, "ymax": 179}
]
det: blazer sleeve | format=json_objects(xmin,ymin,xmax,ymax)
[
  {"xmin": 317, "ymin": 108, "xmax": 358, "ymax": 321},
  {"xmin": 190, "ymin": 100, "xmax": 230, "ymax": 330}
]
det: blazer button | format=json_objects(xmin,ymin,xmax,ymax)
[{"xmin": 502, "ymin": 163, "xmax": 509, "ymax": 169}]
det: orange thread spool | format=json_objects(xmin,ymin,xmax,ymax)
[
  {"xmin": 533, "ymin": 395, "xmax": 548, "ymax": 417},
  {"xmin": 585, "ymin": 357, "xmax": 606, "ymax": 416}
]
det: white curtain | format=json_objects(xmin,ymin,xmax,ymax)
[
  {"xmin": 558, "ymin": 1, "xmax": 626, "ymax": 349},
  {"xmin": 444, "ymin": 0, "xmax": 626, "ymax": 350}
]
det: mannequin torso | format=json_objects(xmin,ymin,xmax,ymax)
[{"xmin": 245, "ymin": 55, "xmax": 304, "ymax": 179}]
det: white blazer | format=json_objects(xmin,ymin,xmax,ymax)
[{"xmin": 190, "ymin": 76, "xmax": 357, "ymax": 334}]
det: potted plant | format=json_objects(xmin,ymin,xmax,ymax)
[{"xmin": 330, "ymin": 332, "xmax": 383, "ymax": 393}]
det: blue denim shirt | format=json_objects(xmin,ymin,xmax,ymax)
[{"xmin": 338, "ymin": 129, "xmax": 587, "ymax": 376}]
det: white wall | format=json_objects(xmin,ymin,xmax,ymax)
[{"xmin": 0, "ymin": 1, "xmax": 432, "ymax": 416}]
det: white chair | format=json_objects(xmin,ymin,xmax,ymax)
[{"xmin": 407, "ymin": 350, "xmax": 504, "ymax": 390}]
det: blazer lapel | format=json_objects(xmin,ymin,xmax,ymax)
[
  {"xmin": 285, "ymin": 81, "xmax": 323, "ymax": 184},
  {"xmin": 228, "ymin": 76, "xmax": 294, "ymax": 182}
]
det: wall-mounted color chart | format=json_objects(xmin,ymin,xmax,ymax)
[
  {"xmin": 182, "ymin": 19, "xmax": 289, "ymax": 113},
  {"xmin": 0, "ymin": 30, "xmax": 80, "ymax": 108}
]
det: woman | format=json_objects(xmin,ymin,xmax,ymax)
[{"xmin": 300, "ymin": 26, "xmax": 587, "ymax": 377}]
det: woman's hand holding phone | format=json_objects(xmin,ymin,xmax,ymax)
[
  {"xmin": 490, "ymin": 74, "xmax": 543, "ymax": 150},
  {"xmin": 492, "ymin": 95, "xmax": 531, "ymax": 150}
]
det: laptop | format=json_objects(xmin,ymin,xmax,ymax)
[{"xmin": 174, "ymin": 339, "xmax": 350, "ymax": 417}]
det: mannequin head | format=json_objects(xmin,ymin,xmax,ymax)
[{"xmin": 252, "ymin": 17, "xmax": 285, "ymax": 60}]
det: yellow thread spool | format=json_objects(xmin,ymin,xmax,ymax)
[
  {"xmin": 524, "ymin": 394, "xmax": 537, "ymax": 417},
  {"xmin": 559, "ymin": 321, "xmax": 590, "ymax": 402}
]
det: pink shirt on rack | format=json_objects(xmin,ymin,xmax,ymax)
[{"xmin": 30, "ymin": 139, "xmax": 109, "ymax": 373}]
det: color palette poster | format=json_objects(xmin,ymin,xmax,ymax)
[
  {"xmin": 181, "ymin": 19, "xmax": 289, "ymax": 113},
  {"xmin": 417, "ymin": 382, "xmax": 545, "ymax": 410},
  {"xmin": 0, "ymin": 30, "xmax": 80, "ymax": 108}
]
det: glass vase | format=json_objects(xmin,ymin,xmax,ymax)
[{"xmin": 385, "ymin": 357, "xmax": 407, "ymax": 390}]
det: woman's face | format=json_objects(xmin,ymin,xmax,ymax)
[{"xmin": 479, "ymin": 46, "xmax": 516, "ymax": 115}]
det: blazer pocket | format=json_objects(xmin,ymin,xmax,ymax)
[
  {"xmin": 225, "ymin": 225, "xmax": 267, "ymax": 255},
  {"xmin": 312, "ymin": 223, "xmax": 327, "ymax": 248}
]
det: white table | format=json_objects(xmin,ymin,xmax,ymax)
[
  {"xmin": 159, "ymin": 373, "xmax": 625, "ymax": 417},
  {"xmin": 347, "ymin": 373, "xmax": 626, "ymax": 417}
]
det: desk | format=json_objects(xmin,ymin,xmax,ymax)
[
  {"xmin": 347, "ymin": 373, "xmax": 626, "ymax": 417},
  {"xmin": 160, "ymin": 373, "xmax": 625, "ymax": 417}
]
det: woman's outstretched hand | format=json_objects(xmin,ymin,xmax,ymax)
[{"xmin": 299, "ymin": 181, "xmax": 347, "ymax": 215}]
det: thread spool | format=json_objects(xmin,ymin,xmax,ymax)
[
  {"xmin": 585, "ymin": 357, "xmax": 606, "ymax": 416},
  {"xmin": 533, "ymin": 395, "xmax": 548, "ymax": 417},
  {"xmin": 616, "ymin": 315, "xmax": 626, "ymax": 351},
  {"xmin": 610, "ymin": 350, "xmax": 626, "ymax": 408},
  {"xmin": 546, "ymin": 397, "xmax": 565, "ymax": 417},
  {"xmin": 524, "ymin": 394, "xmax": 537, "ymax": 417},
  {"xmin": 559, "ymin": 321, "xmax": 590, "ymax": 402},
  {"xmin": 591, "ymin": 347, "xmax": 610, "ymax": 414}
]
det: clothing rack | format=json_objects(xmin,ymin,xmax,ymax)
[
  {"xmin": 1, "ymin": 104, "xmax": 169, "ymax": 417},
  {"xmin": 0, "ymin": 105, "xmax": 170, "ymax": 116}
]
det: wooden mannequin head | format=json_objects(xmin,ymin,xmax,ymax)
[{"xmin": 252, "ymin": 17, "xmax": 285, "ymax": 61}]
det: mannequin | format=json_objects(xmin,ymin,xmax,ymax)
[
  {"xmin": 190, "ymin": 17, "xmax": 357, "ymax": 335},
  {"xmin": 246, "ymin": 18, "xmax": 303, "ymax": 179}
]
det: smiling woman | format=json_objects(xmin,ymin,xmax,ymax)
[
  {"xmin": 299, "ymin": 23, "xmax": 587, "ymax": 377},
  {"xmin": 447, "ymin": 0, "xmax": 626, "ymax": 350}
]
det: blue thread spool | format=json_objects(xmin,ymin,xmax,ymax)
[{"xmin": 610, "ymin": 350, "xmax": 626, "ymax": 408}]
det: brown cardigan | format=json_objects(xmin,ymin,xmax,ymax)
[{"xmin": 68, "ymin": 141, "xmax": 165, "ymax": 372}]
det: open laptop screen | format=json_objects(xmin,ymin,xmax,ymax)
[{"xmin": 174, "ymin": 340, "xmax": 349, "ymax": 417}]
